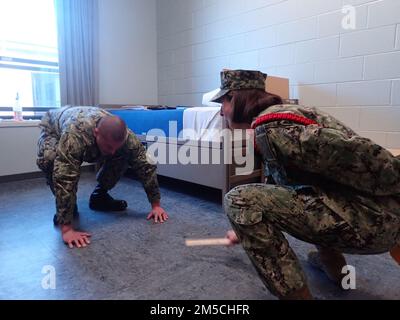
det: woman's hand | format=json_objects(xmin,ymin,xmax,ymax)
[{"xmin": 225, "ymin": 230, "xmax": 240, "ymax": 246}]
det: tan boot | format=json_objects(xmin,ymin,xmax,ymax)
[
  {"xmin": 390, "ymin": 245, "xmax": 400, "ymax": 265},
  {"xmin": 308, "ymin": 248, "xmax": 347, "ymax": 287},
  {"xmin": 280, "ymin": 285, "xmax": 313, "ymax": 300}
]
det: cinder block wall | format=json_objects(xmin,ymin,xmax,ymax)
[{"xmin": 156, "ymin": 0, "xmax": 400, "ymax": 148}]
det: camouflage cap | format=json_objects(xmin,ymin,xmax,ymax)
[{"xmin": 210, "ymin": 69, "xmax": 267, "ymax": 103}]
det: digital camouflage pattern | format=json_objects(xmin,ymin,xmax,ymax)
[
  {"xmin": 225, "ymin": 104, "xmax": 400, "ymax": 298},
  {"xmin": 37, "ymin": 106, "xmax": 160, "ymax": 225},
  {"xmin": 256, "ymin": 104, "xmax": 400, "ymax": 196},
  {"xmin": 210, "ymin": 70, "xmax": 267, "ymax": 103}
]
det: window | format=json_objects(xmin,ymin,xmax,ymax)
[{"xmin": 0, "ymin": 0, "xmax": 60, "ymax": 119}]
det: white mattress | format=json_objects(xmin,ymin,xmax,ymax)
[{"xmin": 182, "ymin": 107, "xmax": 223, "ymax": 142}]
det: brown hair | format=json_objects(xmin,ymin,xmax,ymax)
[{"xmin": 228, "ymin": 89, "xmax": 283, "ymax": 124}]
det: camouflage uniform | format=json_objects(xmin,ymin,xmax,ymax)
[
  {"xmin": 217, "ymin": 70, "xmax": 400, "ymax": 298},
  {"xmin": 37, "ymin": 106, "xmax": 160, "ymax": 225}
]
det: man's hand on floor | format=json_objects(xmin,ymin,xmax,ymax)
[
  {"xmin": 61, "ymin": 225, "xmax": 91, "ymax": 249},
  {"xmin": 225, "ymin": 230, "xmax": 240, "ymax": 246},
  {"xmin": 147, "ymin": 203, "xmax": 169, "ymax": 223}
]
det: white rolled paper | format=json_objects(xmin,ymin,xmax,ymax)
[{"xmin": 185, "ymin": 238, "xmax": 231, "ymax": 247}]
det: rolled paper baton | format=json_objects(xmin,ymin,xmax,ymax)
[{"xmin": 185, "ymin": 238, "xmax": 231, "ymax": 246}]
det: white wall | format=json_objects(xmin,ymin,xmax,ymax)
[
  {"xmin": 98, "ymin": 0, "xmax": 158, "ymax": 105},
  {"xmin": 0, "ymin": 122, "xmax": 41, "ymax": 176},
  {"xmin": 0, "ymin": 121, "xmax": 94, "ymax": 177},
  {"xmin": 156, "ymin": 0, "xmax": 400, "ymax": 148}
]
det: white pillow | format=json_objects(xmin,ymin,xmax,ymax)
[{"xmin": 202, "ymin": 88, "xmax": 222, "ymax": 107}]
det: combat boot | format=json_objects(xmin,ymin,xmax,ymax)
[
  {"xmin": 307, "ymin": 248, "xmax": 347, "ymax": 287},
  {"xmin": 280, "ymin": 285, "xmax": 313, "ymax": 300},
  {"xmin": 89, "ymin": 185, "xmax": 127, "ymax": 211}
]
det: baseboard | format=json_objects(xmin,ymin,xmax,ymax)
[
  {"xmin": 0, "ymin": 165, "xmax": 96, "ymax": 183},
  {"xmin": 0, "ymin": 171, "xmax": 44, "ymax": 183}
]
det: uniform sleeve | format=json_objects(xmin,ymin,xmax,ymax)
[
  {"xmin": 266, "ymin": 124, "xmax": 400, "ymax": 196},
  {"xmin": 125, "ymin": 132, "xmax": 161, "ymax": 204},
  {"xmin": 53, "ymin": 133, "xmax": 84, "ymax": 225}
]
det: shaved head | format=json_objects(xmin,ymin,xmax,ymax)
[
  {"xmin": 97, "ymin": 116, "xmax": 127, "ymax": 143},
  {"xmin": 94, "ymin": 116, "xmax": 127, "ymax": 156}
]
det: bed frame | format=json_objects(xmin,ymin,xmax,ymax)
[
  {"xmin": 98, "ymin": 105, "xmax": 264, "ymax": 201},
  {"xmin": 143, "ymin": 134, "xmax": 265, "ymax": 201},
  {"xmin": 98, "ymin": 76, "xmax": 291, "ymax": 200}
]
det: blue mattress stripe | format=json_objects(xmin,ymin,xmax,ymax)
[{"xmin": 109, "ymin": 107, "xmax": 187, "ymax": 138}]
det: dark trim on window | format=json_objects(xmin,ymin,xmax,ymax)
[
  {"xmin": 0, "ymin": 107, "xmax": 59, "ymax": 120},
  {"xmin": 0, "ymin": 56, "xmax": 59, "ymax": 67},
  {"xmin": 0, "ymin": 63, "xmax": 58, "ymax": 73},
  {"xmin": 0, "ymin": 115, "xmax": 44, "ymax": 120},
  {"xmin": 0, "ymin": 107, "xmax": 58, "ymax": 111}
]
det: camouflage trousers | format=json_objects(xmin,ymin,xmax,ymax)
[
  {"xmin": 224, "ymin": 183, "xmax": 400, "ymax": 298},
  {"xmin": 37, "ymin": 132, "xmax": 129, "ymax": 195}
]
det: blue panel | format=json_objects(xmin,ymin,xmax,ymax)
[{"xmin": 109, "ymin": 107, "xmax": 186, "ymax": 138}]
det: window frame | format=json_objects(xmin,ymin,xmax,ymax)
[{"xmin": 0, "ymin": 55, "xmax": 60, "ymax": 119}]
